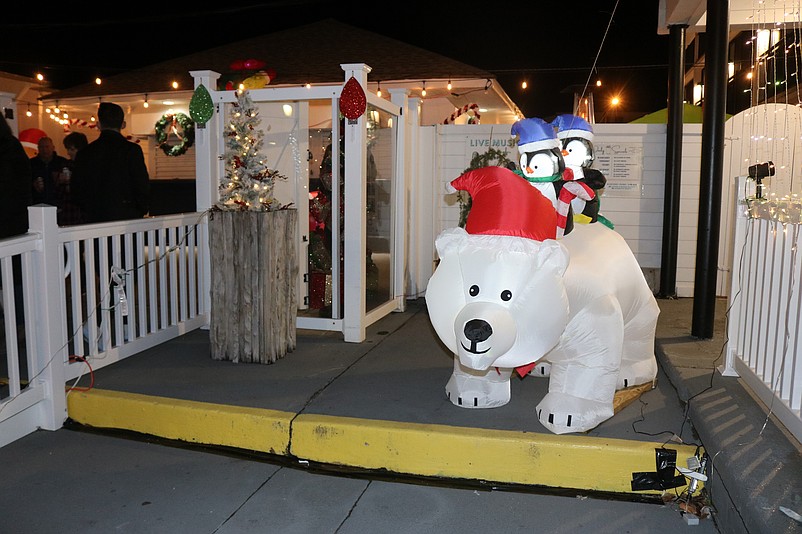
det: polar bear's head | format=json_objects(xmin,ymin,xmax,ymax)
[{"xmin": 426, "ymin": 227, "xmax": 570, "ymax": 371}]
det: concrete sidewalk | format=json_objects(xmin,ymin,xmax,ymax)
[
  {"xmin": 3, "ymin": 297, "xmax": 801, "ymax": 533},
  {"xmin": 653, "ymin": 297, "xmax": 802, "ymax": 534}
]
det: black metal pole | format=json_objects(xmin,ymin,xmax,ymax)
[
  {"xmin": 658, "ymin": 24, "xmax": 687, "ymax": 299},
  {"xmin": 692, "ymin": 0, "xmax": 729, "ymax": 338}
]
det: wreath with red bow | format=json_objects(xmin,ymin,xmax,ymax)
[{"xmin": 155, "ymin": 112, "xmax": 195, "ymax": 157}]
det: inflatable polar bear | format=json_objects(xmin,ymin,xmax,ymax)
[{"xmin": 426, "ymin": 166, "xmax": 659, "ymax": 434}]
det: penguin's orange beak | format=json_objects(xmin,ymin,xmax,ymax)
[{"xmin": 561, "ymin": 149, "xmax": 569, "ymax": 157}]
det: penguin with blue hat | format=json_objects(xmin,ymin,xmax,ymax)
[
  {"xmin": 510, "ymin": 117, "xmax": 574, "ymax": 236},
  {"xmin": 551, "ymin": 114, "xmax": 611, "ymax": 229}
]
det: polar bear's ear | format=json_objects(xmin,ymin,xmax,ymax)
[
  {"xmin": 535, "ymin": 240, "xmax": 570, "ymax": 276},
  {"xmin": 434, "ymin": 227, "xmax": 469, "ymax": 257}
]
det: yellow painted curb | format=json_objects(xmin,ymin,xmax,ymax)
[
  {"xmin": 67, "ymin": 389, "xmax": 702, "ymax": 496},
  {"xmin": 67, "ymin": 389, "xmax": 292, "ymax": 455},
  {"xmin": 291, "ymin": 414, "xmax": 699, "ymax": 495}
]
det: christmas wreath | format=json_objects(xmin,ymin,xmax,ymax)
[{"xmin": 155, "ymin": 112, "xmax": 195, "ymax": 156}]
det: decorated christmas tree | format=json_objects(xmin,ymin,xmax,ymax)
[{"xmin": 215, "ymin": 89, "xmax": 286, "ymax": 211}]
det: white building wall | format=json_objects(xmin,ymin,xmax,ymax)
[{"xmin": 425, "ymin": 122, "xmax": 711, "ymax": 298}]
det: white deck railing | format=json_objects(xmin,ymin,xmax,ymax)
[
  {"xmin": 723, "ymin": 176, "xmax": 802, "ymax": 444},
  {"xmin": 0, "ymin": 206, "xmax": 208, "ymax": 447}
]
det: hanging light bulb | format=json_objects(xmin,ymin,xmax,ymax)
[
  {"xmin": 35, "ymin": 72, "xmax": 44, "ymax": 82},
  {"xmin": 95, "ymin": 77, "xmax": 102, "ymax": 85},
  {"xmin": 377, "ymin": 82, "xmax": 382, "ymax": 97},
  {"xmin": 421, "ymin": 81, "xmax": 427, "ymax": 97},
  {"xmin": 521, "ymin": 80, "xmax": 528, "ymax": 89},
  {"xmin": 25, "ymin": 105, "xmax": 32, "ymax": 117},
  {"xmin": 447, "ymin": 79, "xmax": 452, "ymax": 91}
]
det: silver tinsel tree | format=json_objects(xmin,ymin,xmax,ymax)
[{"xmin": 216, "ymin": 89, "xmax": 286, "ymax": 211}]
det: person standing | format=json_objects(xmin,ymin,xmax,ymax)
[
  {"xmin": 56, "ymin": 131, "xmax": 88, "ymax": 226},
  {"xmin": 0, "ymin": 113, "xmax": 34, "ymax": 327},
  {"xmin": 0, "ymin": 113, "xmax": 32, "ymax": 238},
  {"xmin": 72, "ymin": 102, "xmax": 150, "ymax": 223},
  {"xmin": 30, "ymin": 136, "xmax": 68, "ymax": 206}
]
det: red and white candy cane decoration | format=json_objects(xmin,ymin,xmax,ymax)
[
  {"xmin": 62, "ymin": 117, "xmax": 98, "ymax": 131},
  {"xmin": 443, "ymin": 103, "xmax": 481, "ymax": 124},
  {"xmin": 555, "ymin": 168, "xmax": 595, "ymax": 238}
]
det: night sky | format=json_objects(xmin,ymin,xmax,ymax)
[{"xmin": 0, "ymin": 0, "xmax": 669, "ymax": 119}]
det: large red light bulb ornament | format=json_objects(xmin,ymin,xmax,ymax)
[{"xmin": 339, "ymin": 76, "xmax": 367, "ymax": 124}]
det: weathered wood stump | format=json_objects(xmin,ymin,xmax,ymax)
[{"xmin": 209, "ymin": 209, "xmax": 298, "ymax": 363}]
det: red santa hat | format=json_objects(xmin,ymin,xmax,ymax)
[{"xmin": 450, "ymin": 166, "xmax": 557, "ymax": 241}]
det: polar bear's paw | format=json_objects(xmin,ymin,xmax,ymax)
[
  {"xmin": 536, "ymin": 392, "xmax": 614, "ymax": 434},
  {"xmin": 445, "ymin": 373, "xmax": 511, "ymax": 409},
  {"xmin": 617, "ymin": 358, "xmax": 658, "ymax": 390},
  {"xmin": 528, "ymin": 361, "xmax": 551, "ymax": 377}
]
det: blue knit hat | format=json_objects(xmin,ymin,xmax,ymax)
[
  {"xmin": 511, "ymin": 117, "xmax": 560, "ymax": 154},
  {"xmin": 551, "ymin": 114, "xmax": 594, "ymax": 141}
]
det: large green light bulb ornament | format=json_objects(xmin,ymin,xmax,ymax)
[{"xmin": 189, "ymin": 83, "xmax": 215, "ymax": 127}]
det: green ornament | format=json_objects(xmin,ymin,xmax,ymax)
[{"xmin": 189, "ymin": 83, "xmax": 214, "ymax": 125}]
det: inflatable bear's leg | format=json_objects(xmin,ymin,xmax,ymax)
[
  {"xmin": 445, "ymin": 357, "xmax": 512, "ymax": 409},
  {"xmin": 536, "ymin": 295, "xmax": 624, "ymax": 434},
  {"xmin": 528, "ymin": 361, "xmax": 551, "ymax": 377},
  {"xmin": 618, "ymin": 297, "xmax": 660, "ymax": 390}
]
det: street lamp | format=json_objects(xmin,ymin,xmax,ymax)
[{"xmin": 609, "ymin": 95, "xmax": 621, "ymax": 122}]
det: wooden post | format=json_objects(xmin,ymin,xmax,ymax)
[{"xmin": 209, "ymin": 209, "xmax": 298, "ymax": 363}]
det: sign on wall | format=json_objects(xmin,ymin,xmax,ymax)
[
  {"xmin": 593, "ymin": 142, "xmax": 643, "ymax": 197},
  {"xmin": 464, "ymin": 134, "xmax": 517, "ymax": 165}
]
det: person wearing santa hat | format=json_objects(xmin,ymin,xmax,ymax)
[{"xmin": 510, "ymin": 117, "xmax": 574, "ymax": 237}]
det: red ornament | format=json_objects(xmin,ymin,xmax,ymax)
[
  {"xmin": 243, "ymin": 58, "xmax": 266, "ymax": 70},
  {"xmin": 230, "ymin": 59, "xmax": 245, "ymax": 71},
  {"xmin": 339, "ymin": 76, "xmax": 367, "ymax": 120}
]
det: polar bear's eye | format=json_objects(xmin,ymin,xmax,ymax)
[
  {"xmin": 501, "ymin": 290, "xmax": 512, "ymax": 301},
  {"xmin": 469, "ymin": 285, "xmax": 479, "ymax": 297}
]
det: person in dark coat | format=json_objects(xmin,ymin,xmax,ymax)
[
  {"xmin": 30, "ymin": 136, "xmax": 67, "ymax": 206},
  {"xmin": 0, "ymin": 113, "xmax": 34, "ymax": 326},
  {"xmin": 72, "ymin": 102, "xmax": 150, "ymax": 223},
  {"xmin": 0, "ymin": 113, "xmax": 32, "ymax": 239},
  {"xmin": 56, "ymin": 131, "xmax": 88, "ymax": 226}
]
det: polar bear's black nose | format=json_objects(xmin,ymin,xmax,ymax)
[{"xmin": 464, "ymin": 319, "xmax": 492, "ymax": 343}]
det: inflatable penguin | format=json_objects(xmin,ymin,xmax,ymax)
[
  {"xmin": 510, "ymin": 117, "xmax": 574, "ymax": 237},
  {"xmin": 551, "ymin": 114, "xmax": 610, "ymax": 229}
]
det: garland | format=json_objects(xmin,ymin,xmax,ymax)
[
  {"xmin": 155, "ymin": 112, "xmax": 195, "ymax": 156},
  {"xmin": 458, "ymin": 147, "xmax": 513, "ymax": 227}
]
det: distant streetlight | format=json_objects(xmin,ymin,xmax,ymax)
[{"xmin": 611, "ymin": 96, "xmax": 621, "ymax": 107}]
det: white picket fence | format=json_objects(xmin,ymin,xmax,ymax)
[
  {"xmin": 722, "ymin": 176, "xmax": 802, "ymax": 444},
  {"xmin": 0, "ymin": 206, "xmax": 208, "ymax": 448}
]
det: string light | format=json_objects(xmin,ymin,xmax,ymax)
[
  {"xmin": 35, "ymin": 73, "xmax": 44, "ymax": 82},
  {"xmin": 25, "ymin": 105, "xmax": 31, "ymax": 117},
  {"xmin": 377, "ymin": 82, "xmax": 382, "ymax": 98},
  {"xmin": 143, "ymin": 94, "xmax": 149, "ymax": 108},
  {"xmin": 421, "ymin": 81, "xmax": 426, "ymax": 97},
  {"xmin": 94, "ymin": 77, "xmax": 102, "ymax": 85},
  {"xmin": 447, "ymin": 79, "xmax": 452, "ymax": 91},
  {"xmin": 521, "ymin": 80, "xmax": 528, "ymax": 89}
]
